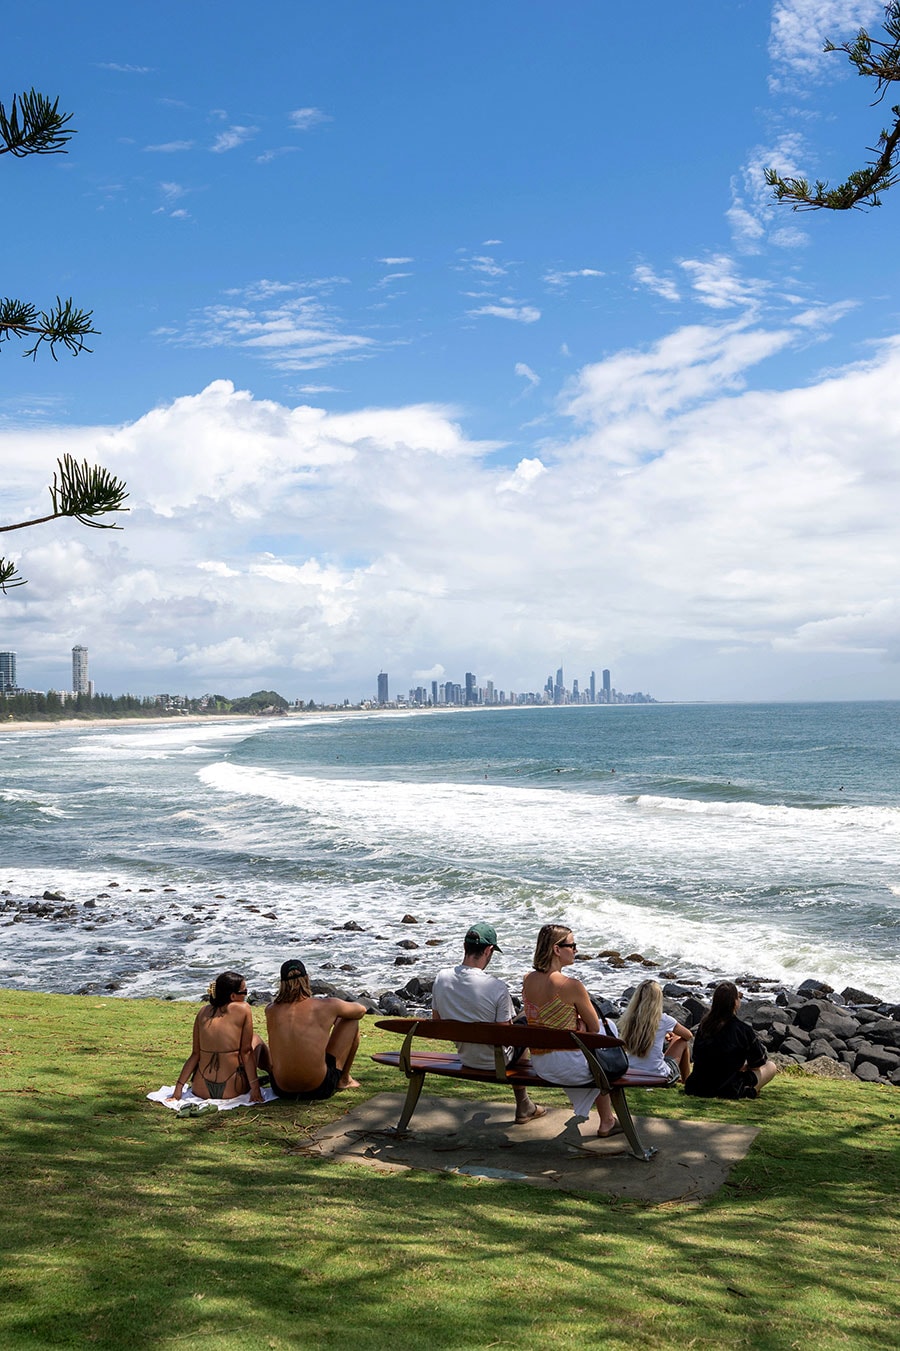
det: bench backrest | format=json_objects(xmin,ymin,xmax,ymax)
[{"xmin": 375, "ymin": 1017, "xmax": 625, "ymax": 1052}]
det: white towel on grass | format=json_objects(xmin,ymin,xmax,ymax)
[{"xmin": 147, "ymin": 1084, "xmax": 279, "ymax": 1111}]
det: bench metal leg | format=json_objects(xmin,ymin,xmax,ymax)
[
  {"xmin": 395, "ymin": 1070, "xmax": 426, "ymax": 1132},
  {"xmin": 610, "ymin": 1088, "xmax": 657, "ymax": 1162}
]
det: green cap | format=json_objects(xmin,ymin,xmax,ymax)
[{"xmin": 465, "ymin": 922, "xmax": 501, "ymax": 952}]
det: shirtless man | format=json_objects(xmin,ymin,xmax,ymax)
[{"xmin": 265, "ymin": 958, "xmax": 365, "ymax": 1101}]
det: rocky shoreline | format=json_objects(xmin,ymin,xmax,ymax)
[{"xmin": 4, "ymin": 890, "xmax": 899, "ymax": 1087}]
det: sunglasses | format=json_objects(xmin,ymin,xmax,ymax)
[{"xmin": 557, "ymin": 941, "xmax": 577, "ymax": 951}]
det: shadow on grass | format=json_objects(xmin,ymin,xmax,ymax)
[
  {"xmin": 0, "ymin": 1065, "xmax": 897, "ymax": 1350},
  {"xmin": 1, "ymin": 996, "xmax": 898, "ymax": 1349}
]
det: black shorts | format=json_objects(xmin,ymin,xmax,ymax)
[{"xmin": 271, "ymin": 1052, "xmax": 342, "ymax": 1102}]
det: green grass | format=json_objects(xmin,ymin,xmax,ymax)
[{"xmin": 0, "ymin": 990, "xmax": 898, "ymax": 1350}]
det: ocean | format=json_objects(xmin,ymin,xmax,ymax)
[{"xmin": 2, "ymin": 703, "xmax": 899, "ymax": 1004}]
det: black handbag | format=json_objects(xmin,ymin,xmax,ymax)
[{"xmin": 596, "ymin": 1015, "xmax": 629, "ymax": 1079}]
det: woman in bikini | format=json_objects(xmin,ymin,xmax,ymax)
[
  {"xmin": 522, "ymin": 923, "xmax": 622, "ymax": 1137},
  {"xmin": 169, "ymin": 971, "xmax": 267, "ymax": 1104}
]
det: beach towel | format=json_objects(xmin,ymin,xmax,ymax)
[{"xmin": 147, "ymin": 1084, "xmax": 279, "ymax": 1112}]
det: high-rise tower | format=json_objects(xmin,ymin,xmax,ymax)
[
  {"xmin": 72, "ymin": 645, "xmax": 89, "ymax": 695},
  {"xmin": 0, "ymin": 651, "xmax": 16, "ymax": 692},
  {"xmin": 377, "ymin": 671, "xmax": 389, "ymax": 705}
]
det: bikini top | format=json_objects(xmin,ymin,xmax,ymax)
[{"xmin": 523, "ymin": 992, "xmax": 578, "ymax": 1051}]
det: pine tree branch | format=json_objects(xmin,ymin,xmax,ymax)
[
  {"xmin": 767, "ymin": 3, "xmax": 900, "ymax": 210},
  {"xmin": 0, "ymin": 91, "xmax": 74, "ymax": 157},
  {"xmin": 0, "ymin": 296, "xmax": 98, "ymax": 359},
  {"xmin": 0, "ymin": 558, "xmax": 25, "ymax": 592}
]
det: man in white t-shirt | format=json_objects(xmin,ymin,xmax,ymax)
[{"xmin": 432, "ymin": 921, "xmax": 545, "ymax": 1124}]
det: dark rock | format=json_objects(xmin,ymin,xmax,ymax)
[
  {"xmin": 379, "ymin": 994, "xmax": 409, "ymax": 1016},
  {"xmin": 808, "ymin": 1039, "xmax": 838, "ymax": 1060},
  {"xmin": 854, "ymin": 1046, "xmax": 900, "ymax": 1075},
  {"xmin": 597, "ymin": 950, "xmax": 622, "ymax": 960},
  {"xmin": 394, "ymin": 955, "xmax": 416, "ymax": 966},
  {"xmin": 401, "ymin": 914, "xmax": 418, "ymax": 924},
  {"xmin": 356, "ymin": 997, "xmax": 379, "ymax": 1014},
  {"xmin": 260, "ymin": 911, "xmax": 277, "ymax": 920},
  {"xmin": 854, "ymin": 1061, "xmax": 881, "ymax": 1083},
  {"xmin": 888, "ymin": 1067, "xmax": 900, "ymax": 1087},
  {"xmin": 397, "ymin": 976, "xmax": 434, "ymax": 999},
  {"xmin": 339, "ymin": 920, "xmax": 365, "ymax": 931},
  {"xmin": 853, "ymin": 1008, "xmax": 883, "ymax": 1025},
  {"xmin": 864, "ymin": 1019, "xmax": 900, "ymax": 1050},
  {"xmin": 396, "ymin": 939, "xmax": 419, "ymax": 950},
  {"xmin": 621, "ymin": 986, "xmax": 637, "ymax": 1003},
  {"xmin": 247, "ymin": 989, "xmax": 273, "ymax": 1006},
  {"xmin": 840, "ymin": 986, "xmax": 880, "ymax": 1006},
  {"xmin": 83, "ymin": 899, "xmax": 96, "ymax": 909},
  {"xmin": 43, "ymin": 890, "xmax": 66, "ymax": 902},
  {"xmin": 682, "ymin": 996, "xmax": 709, "ymax": 1027},
  {"xmin": 662, "ymin": 983, "xmax": 694, "ymax": 999},
  {"xmin": 797, "ymin": 978, "xmax": 834, "ymax": 997},
  {"xmin": 425, "ymin": 939, "xmax": 444, "ymax": 946},
  {"xmin": 780, "ymin": 1037, "xmax": 806, "ymax": 1057},
  {"xmin": 662, "ymin": 999, "xmax": 689, "ymax": 1025},
  {"xmin": 793, "ymin": 1000, "xmax": 859, "ymax": 1040},
  {"xmin": 624, "ymin": 953, "xmax": 646, "ymax": 963},
  {"xmin": 744, "ymin": 1002, "xmax": 781, "ymax": 1030},
  {"xmin": 310, "ymin": 979, "xmax": 353, "ymax": 999}
]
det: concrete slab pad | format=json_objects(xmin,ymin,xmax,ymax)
[{"xmin": 307, "ymin": 1093, "xmax": 759, "ymax": 1203}]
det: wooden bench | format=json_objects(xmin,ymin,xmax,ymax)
[{"xmin": 371, "ymin": 1018, "xmax": 675, "ymax": 1161}]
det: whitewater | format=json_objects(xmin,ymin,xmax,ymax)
[{"xmin": 2, "ymin": 702, "xmax": 899, "ymax": 1002}]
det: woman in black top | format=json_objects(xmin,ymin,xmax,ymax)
[{"xmin": 684, "ymin": 981, "xmax": 779, "ymax": 1099}]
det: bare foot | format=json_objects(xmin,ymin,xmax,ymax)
[
  {"xmin": 338, "ymin": 1076, "xmax": 361, "ymax": 1090},
  {"xmin": 514, "ymin": 1103, "xmax": 547, "ymax": 1124}
]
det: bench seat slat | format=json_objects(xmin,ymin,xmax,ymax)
[{"xmin": 370, "ymin": 1049, "xmax": 670, "ymax": 1090}]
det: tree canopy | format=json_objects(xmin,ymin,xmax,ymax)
[
  {"xmin": 1, "ymin": 89, "xmax": 126, "ymax": 592},
  {"xmin": 766, "ymin": 2, "xmax": 900, "ymax": 210}
]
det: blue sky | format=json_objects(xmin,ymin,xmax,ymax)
[{"xmin": 4, "ymin": 0, "xmax": 900, "ymax": 702}]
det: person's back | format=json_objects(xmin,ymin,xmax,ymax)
[
  {"xmin": 432, "ymin": 921, "xmax": 544, "ymax": 1124},
  {"xmin": 432, "ymin": 961, "xmax": 515, "ymax": 1071},
  {"xmin": 265, "ymin": 958, "xmax": 365, "ymax": 1100}
]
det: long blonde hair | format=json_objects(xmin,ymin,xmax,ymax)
[
  {"xmin": 619, "ymin": 980, "xmax": 664, "ymax": 1058},
  {"xmin": 531, "ymin": 923, "xmax": 572, "ymax": 973}
]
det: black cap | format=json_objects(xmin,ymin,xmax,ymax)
[{"xmin": 280, "ymin": 958, "xmax": 308, "ymax": 981}]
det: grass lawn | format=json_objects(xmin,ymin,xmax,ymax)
[{"xmin": 0, "ymin": 989, "xmax": 897, "ymax": 1351}]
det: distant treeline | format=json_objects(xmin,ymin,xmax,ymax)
[{"xmin": 2, "ymin": 689, "xmax": 290, "ymax": 723}]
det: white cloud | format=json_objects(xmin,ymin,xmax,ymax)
[
  {"xmin": 679, "ymin": 255, "xmax": 769, "ymax": 310},
  {"xmin": 7, "ymin": 323, "xmax": 900, "ymax": 696},
  {"xmin": 728, "ymin": 135, "xmax": 809, "ymax": 252},
  {"xmin": 469, "ymin": 303, "xmax": 541, "ymax": 324},
  {"xmin": 514, "ymin": 362, "xmax": 540, "ymax": 387},
  {"xmin": 378, "ymin": 257, "xmax": 414, "ymax": 265},
  {"xmin": 289, "ymin": 107, "xmax": 330, "ymax": 130},
  {"xmin": 633, "ymin": 264, "xmax": 680, "ymax": 303},
  {"xmin": 144, "ymin": 140, "xmax": 195, "ymax": 153},
  {"xmin": 544, "ymin": 268, "xmax": 604, "ymax": 287},
  {"xmin": 769, "ymin": 1, "xmax": 882, "ymax": 77},
  {"xmin": 167, "ymin": 281, "xmax": 375, "ymax": 371},
  {"xmin": 412, "ymin": 663, "xmax": 445, "ymax": 681},
  {"xmin": 98, "ymin": 63, "xmax": 153, "ymax": 73},
  {"xmin": 211, "ymin": 125, "xmax": 259, "ymax": 153}
]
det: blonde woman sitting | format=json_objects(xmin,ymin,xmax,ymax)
[
  {"xmin": 618, "ymin": 979, "xmax": 692, "ymax": 1084},
  {"xmin": 522, "ymin": 922, "xmax": 622, "ymax": 1137}
]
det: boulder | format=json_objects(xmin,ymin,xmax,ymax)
[
  {"xmin": 310, "ymin": 979, "xmax": 353, "ymax": 999},
  {"xmin": 682, "ymin": 995, "xmax": 709, "ymax": 1026},
  {"xmin": 797, "ymin": 978, "xmax": 834, "ymax": 997},
  {"xmin": 854, "ymin": 1046, "xmax": 900, "ymax": 1075},
  {"xmin": 743, "ymin": 1002, "xmax": 781, "ymax": 1031},
  {"xmin": 801, "ymin": 1056, "xmax": 854, "ymax": 1080},
  {"xmin": 793, "ymin": 999, "xmax": 859, "ymax": 1040},
  {"xmin": 396, "ymin": 939, "xmax": 419, "ymax": 950},
  {"xmin": 379, "ymin": 994, "xmax": 409, "ymax": 1016},
  {"xmin": 863, "ymin": 1019, "xmax": 900, "ymax": 1050},
  {"xmin": 808, "ymin": 1039, "xmax": 838, "ymax": 1061},
  {"xmin": 780, "ymin": 1037, "xmax": 807, "ymax": 1057},
  {"xmin": 840, "ymin": 986, "xmax": 880, "ymax": 1006},
  {"xmin": 397, "ymin": 976, "xmax": 434, "ymax": 999},
  {"xmin": 854, "ymin": 1061, "xmax": 881, "ymax": 1083},
  {"xmin": 662, "ymin": 983, "xmax": 694, "ymax": 999}
]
